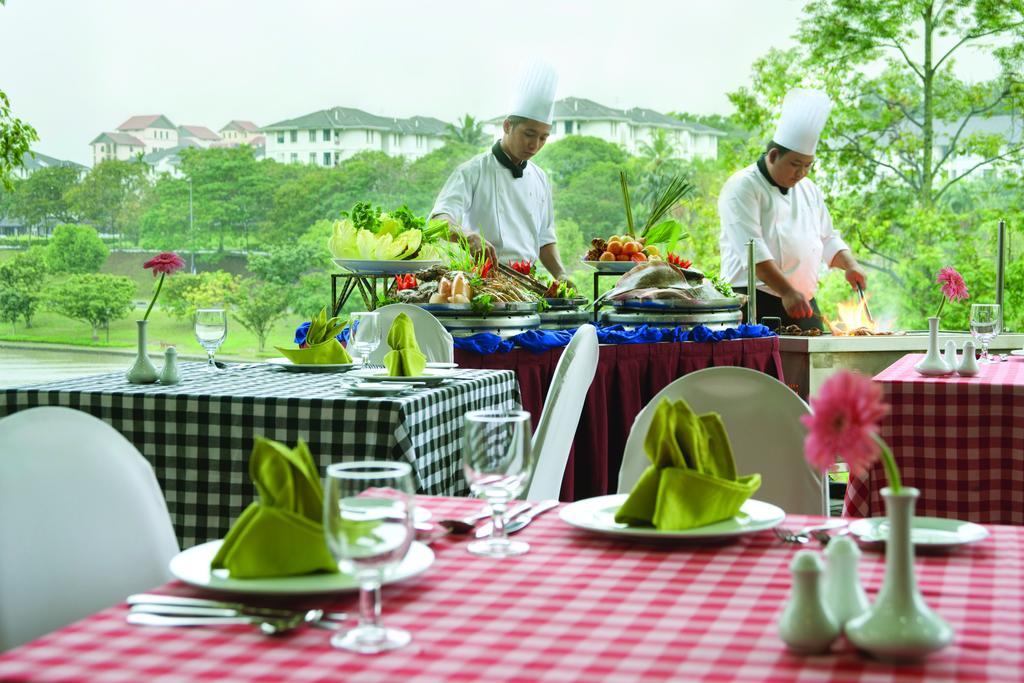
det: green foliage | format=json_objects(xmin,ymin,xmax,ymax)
[
  {"xmin": 65, "ymin": 159, "xmax": 148, "ymax": 244},
  {"xmin": 46, "ymin": 224, "xmax": 109, "ymax": 274},
  {"xmin": 0, "ymin": 247, "xmax": 48, "ymax": 328},
  {"xmin": 247, "ymin": 242, "xmax": 322, "ymax": 285},
  {"xmin": 555, "ymin": 161, "xmax": 629, "ymax": 237},
  {"xmin": 444, "ymin": 114, "xmax": 489, "ymax": 147},
  {"xmin": 0, "ymin": 90, "xmax": 38, "ymax": 191},
  {"xmin": 46, "ymin": 273, "xmax": 135, "ymax": 341},
  {"xmin": 8, "ymin": 165, "xmax": 81, "ymax": 229},
  {"xmin": 230, "ymin": 278, "xmax": 292, "ymax": 351},
  {"xmin": 162, "ymin": 271, "xmax": 240, "ymax": 320},
  {"xmin": 534, "ymin": 136, "xmax": 628, "ymax": 186},
  {"xmin": 291, "ymin": 272, "xmax": 332, "ymax": 320}
]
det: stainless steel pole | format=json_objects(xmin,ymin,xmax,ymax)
[
  {"xmin": 747, "ymin": 239, "xmax": 757, "ymax": 325},
  {"xmin": 996, "ymin": 219, "xmax": 1006, "ymax": 331},
  {"xmin": 189, "ymin": 179, "xmax": 195, "ymax": 274}
]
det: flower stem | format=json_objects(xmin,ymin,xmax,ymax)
[
  {"xmin": 872, "ymin": 432, "xmax": 901, "ymax": 492},
  {"xmin": 934, "ymin": 298, "xmax": 945, "ymax": 319},
  {"xmin": 143, "ymin": 273, "xmax": 165, "ymax": 321}
]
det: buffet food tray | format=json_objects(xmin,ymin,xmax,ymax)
[
  {"xmin": 611, "ymin": 296, "xmax": 740, "ymax": 311},
  {"xmin": 438, "ymin": 313, "xmax": 541, "ymax": 338},
  {"xmin": 539, "ymin": 309, "xmax": 593, "ymax": 330},
  {"xmin": 599, "ymin": 309, "xmax": 742, "ymax": 330},
  {"xmin": 544, "ymin": 297, "xmax": 588, "ymax": 310},
  {"xmin": 333, "ymin": 259, "xmax": 441, "ymax": 275},
  {"xmin": 419, "ymin": 301, "xmax": 539, "ymax": 313}
]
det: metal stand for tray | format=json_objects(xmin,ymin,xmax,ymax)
[
  {"xmin": 330, "ymin": 272, "xmax": 403, "ymax": 315},
  {"xmin": 591, "ymin": 271, "xmax": 626, "ymax": 321}
]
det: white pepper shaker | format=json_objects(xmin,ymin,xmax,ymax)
[
  {"xmin": 159, "ymin": 347, "xmax": 181, "ymax": 385},
  {"xmin": 958, "ymin": 341, "xmax": 980, "ymax": 377},
  {"xmin": 943, "ymin": 340, "xmax": 958, "ymax": 371},
  {"xmin": 778, "ymin": 550, "xmax": 839, "ymax": 654},
  {"xmin": 822, "ymin": 535, "xmax": 869, "ymax": 631}
]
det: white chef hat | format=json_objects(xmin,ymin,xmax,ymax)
[
  {"xmin": 508, "ymin": 60, "xmax": 558, "ymax": 125},
  {"xmin": 773, "ymin": 88, "xmax": 833, "ymax": 155}
]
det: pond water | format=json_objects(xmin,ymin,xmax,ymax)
[{"xmin": 0, "ymin": 346, "xmax": 134, "ymax": 388}]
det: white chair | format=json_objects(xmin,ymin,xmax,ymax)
[
  {"xmin": 0, "ymin": 407, "xmax": 180, "ymax": 651},
  {"xmin": 367, "ymin": 303, "xmax": 454, "ymax": 364},
  {"xmin": 616, "ymin": 366, "xmax": 827, "ymax": 515},
  {"xmin": 525, "ymin": 324, "xmax": 600, "ymax": 501}
]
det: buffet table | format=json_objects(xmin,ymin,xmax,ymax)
[
  {"xmin": 0, "ymin": 364, "xmax": 519, "ymax": 546},
  {"xmin": 0, "ymin": 496, "xmax": 1013, "ymax": 682},
  {"xmin": 456, "ymin": 335, "xmax": 784, "ymax": 500},
  {"xmin": 844, "ymin": 353, "xmax": 1024, "ymax": 524}
]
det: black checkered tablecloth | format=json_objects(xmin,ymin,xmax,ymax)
[{"xmin": 0, "ymin": 362, "xmax": 519, "ymax": 547}]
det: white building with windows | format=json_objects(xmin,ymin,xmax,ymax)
[
  {"xmin": 115, "ymin": 115, "xmax": 179, "ymax": 153},
  {"xmin": 261, "ymin": 107, "xmax": 447, "ymax": 166},
  {"xmin": 177, "ymin": 125, "xmax": 221, "ymax": 148},
  {"xmin": 219, "ymin": 120, "xmax": 261, "ymax": 144},
  {"xmin": 89, "ymin": 132, "xmax": 147, "ymax": 164}
]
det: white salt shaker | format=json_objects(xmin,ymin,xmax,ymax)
[
  {"xmin": 778, "ymin": 550, "xmax": 839, "ymax": 654},
  {"xmin": 159, "ymin": 347, "xmax": 181, "ymax": 385},
  {"xmin": 822, "ymin": 535, "xmax": 869, "ymax": 631},
  {"xmin": 958, "ymin": 341, "xmax": 980, "ymax": 377},
  {"xmin": 943, "ymin": 340, "xmax": 958, "ymax": 371}
]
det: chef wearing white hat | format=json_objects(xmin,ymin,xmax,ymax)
[
  {"xmin": 430, "ymin": 61, "xmax": 573, "ymax": 284},
  {"xmin": 718, "ymin": 88, "xmax": 866, "ymax": 330}
]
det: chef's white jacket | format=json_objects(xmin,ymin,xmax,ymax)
[
  {"xmin": 718, "ymin": 163, "xmax": 848, "ymax": 300},
  {"xmin": 430, "ymin": 150, "xmax": 557, "ymax": 263}
]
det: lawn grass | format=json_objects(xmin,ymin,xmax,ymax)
[{"xmin": 0, "ymin": 308, "xmax": 309, "ymax": 360}]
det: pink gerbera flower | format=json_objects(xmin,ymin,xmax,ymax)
[
  {"xmin": 934, "ymin": 266, "xmax": 968, "ymax": 317},
  {"xmin": 801, "ymin": 370, "xmax": 901, "ymax": 490},
  {"xmin": 141, "ymin": 252, "xmax": 186, "ymax": 321}
]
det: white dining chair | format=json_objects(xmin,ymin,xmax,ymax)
[
  {"xmin": 616, "ymin": 366, "xmax": 828, "ymax": 515},
  {"xmin": 524, "ymin": 324, "xmax": 600, "ymax": 501},
  {"xmin": 367, "ymin": 303, "xmax": 454, "ymax": 364},
  {"xmin": 0, "ymin": 407, "xmax": 180, "ymax": 652}
]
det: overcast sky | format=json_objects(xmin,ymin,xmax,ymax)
[{"xmin": 0, "ymin": 0, "xmax": 1004, "ymax": 166}]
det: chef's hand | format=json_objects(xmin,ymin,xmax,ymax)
[
  {"xmin": 781, "ymin": 290, "xmax": 815, "ymax": 319},
  {"xmin": 465, "ymin": 233, "xmax": 497, "ymax": 267},
  {"xmin": 844, "ymin": 265, "xmax": 867, "ymax": 291}
]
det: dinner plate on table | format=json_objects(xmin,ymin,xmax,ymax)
[
  {"xmin": 266, "ymin": 358, "xmax": 360, "ymax": 373},
  {"xmin": 169, "ymin": 540, "xmax": 434, "ymax": 595},
  {"xmin": 425, "ymin": 361, "xmax": 459, "ymax": 370},
  {"xmin": 558, "ymin": 494, "xmax": 785, "ymax": 542},
  {"xmin": 1010, "ymin": 349, "xmax": 1024, "ymax": 357},
  {"xmin": 347, "ymin": 382, "xmax": 415, "ymax": 396},
  {"xmin": 349, "ymin": 367, "xmax": 457, "ymax": 385},
  {"xmin": 848, "ymin": 516, "xmax": 989, "ymax": 550}
]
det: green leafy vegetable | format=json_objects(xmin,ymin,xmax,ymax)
[
  {"xmin": 470, "ymin": 293, "xmax": 494, "ymax": 315},
  {"xmin": 708, "ymin": 275, "xmax": 734, "ymax": 297}
]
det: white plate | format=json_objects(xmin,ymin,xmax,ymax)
[
  {"xmin": 266, "ymin": 358, "xmax": 359, "ymax": 373},
  {"xmin": 169, "ymin": 540, "xmax": 434, "ymax": 595},
  {"xmin": 848, "ymin": 516, "xmax": 989, "ymax": 549},
  {"xmin": 348, "ymin": 382, "xmax": 415, "ymax": 396},
  {"xmin": 558, "ymin": 494, "xmax": 785, "ymax": 541},
  {"xmin": 332, "ymin": 259, "xmax": 441, "ymax": 275},
  {"xmin": 1010, "ymin": 349, "xmax": 1024, "ymax": 357},
  {"xmin": 349, "ymin": 367, "xmax": 457, "ymax": 385},
  {"xmin": 425, "ymin": 362, "xmax": 459, "ymax": 369},
  {"xmin": 580, "ymin": 260, "xmax": 637, "ymax": 274}
]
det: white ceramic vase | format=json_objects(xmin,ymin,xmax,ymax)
[
  {"xmin": 845, "ymin": 487, "xmax": 954, "ymax": 662},
  {"xmin": 126, "ymin": 320, "xmax": 159, "ymax": 384},
  {"xmin": 914, "ymin": 317, "xmax": 951, "ymax": 376}
]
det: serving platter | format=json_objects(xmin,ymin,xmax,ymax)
[
  {"xmin": 419, "ymin": 301, "xmax": 539, "ymax": 313},
  {"xmin": 611, "ymin": 296, "xmax": 741, "ymax": 311},
  {"xmin": 544, "ymin": 297, "xmax": 589, "ymax": 309},
  {"xmin": 332, "ymin": 259, "xmax": 441, "ymax": 275},
  {"xmin": 580, "ymin": 260, "xmax": 637, "ymax": 274}
]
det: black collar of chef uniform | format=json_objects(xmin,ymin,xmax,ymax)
[
  {"xmin": 757, "ymin": 154, "xmax": 789, "ymax": 196},
  {"xmin": 492, "ymin": 141, "xmax": 526, "ymax": 179}
]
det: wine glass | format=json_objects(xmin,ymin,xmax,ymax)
[
  {"xmin": 969, "ymin": 304, "xmax": 1001, "ymax": 363},
  {"xmin": 323, "ymin": 460, "xmax": 416, "ymax": 654},
  {"xmin": 349, "ymin": 312, "xmax": 381, "ymax": 367},
  {"xmin": 194, "ymin": 308, "xmax": 227, "ymax": 369},
  {"xmin": 462, "ymin": 409, "xmax": 533, "ymax": 558}
]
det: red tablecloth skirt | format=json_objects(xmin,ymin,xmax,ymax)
[{"xmin": 455, "ymin": 336, "xmax": 784, "ymax": 500}]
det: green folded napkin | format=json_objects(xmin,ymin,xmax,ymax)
[
  {"xmin": 274, "ymin": 338, "xmax": 352, "ymax": 365},
  {"xmin": 615, "ymin": 398, "xmax": 761, "ymax": 530},
  {"xmin": 383, "ymin": 312, "xmax": 427, "ymax": 377},
  {"xmin": 211, "ymin": 438, "xmax": 338, "ymax": 578}
]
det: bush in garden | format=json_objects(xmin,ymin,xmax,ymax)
[
  {"xmin": 0, "ymin": 247, "xmax": 48, "ymax": 328},
  {"xmin": 229, "ymin": 278, "xmax": 291, "ymax": 352},
  {"xmin": 46, "ymin": 273, "xmax": 135, "ymax": 341},
  {"xmin": 45, "ymin": 224, "xmax": 108, "ymax": 274},
  {"xmin": 162, "ymin": 271, "xmax": 240, "ymax": 320}
]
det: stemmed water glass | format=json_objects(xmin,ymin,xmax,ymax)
[
  {"xmin": 322, "ymin": 460, "xmax": 416, "ymax": 654},
  {"xmin": 969, "ymin": 304, "xmax": 1001, "ymax": 363},
  {"xmin": 194, "ymin": 308, "xmax": 227, "ymax": 369},
  {"xmin": 349, "ymin": 312, "xmax": 381, "ymax": 367},
  {"xmin": 462, "ymin": 409, "xmax": 533, "ymax": 558}
]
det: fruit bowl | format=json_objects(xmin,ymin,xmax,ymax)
[{"xmin": 581, "ymin": 260, "xmax": 638, "ymax": 274}]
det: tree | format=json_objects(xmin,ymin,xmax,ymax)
[
  {"xmin": 636, "ymin": 129, "xmax": 677, "ymax": 173},
  {"xmin": 65, "ymin": 159, "xmax": 149, "ymax": 245},
  {"xmin": 46, "ymin": 273, "xmax": 135, "ymax": 341},
  {"xmin": 162, "ymin": 271, "xmax": 240, "ymax": 320},
  {"xmin": 405, "ymin": 142, "xmax": 478, "ymax": 212},
  {"xmin": 230, "ymin": 278, "xmax": 292, "ymax": 351},
  {"xmin": 46, "ymin": 224, "xmax": 109, "ymax": 274},
  {"xmin": 9, "ymin": 165, "xmax": 82, "ymax": 232},
  {"xmin": 533, "ymin": 136, "xmax": 628, "ymax": 187},
  {"xmin": 247, "ymin": 242, "xmax": 322, "ymax": 285},
  {"xmin": 0, "ymin": 90, "xmax": 38, "ymax": 191},
  {"xmin": 444, "ymin": 114, "xmax": 489, "ymax": 147},
  {"xmin": 0, "ymin": 246, "xmax": 48, "ymax": 328}
]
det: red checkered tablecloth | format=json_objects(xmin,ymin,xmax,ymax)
[
  {"xmin": 0, "ymin": 496, "xmax": 1018, "ymax": 682},
  {"xmin": 844, "ymin": 353, "xmax": 1024, "ymax": 524}
]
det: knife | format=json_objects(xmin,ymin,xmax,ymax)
[
  {"xmin": 126, "ymin": 593, "xmax": 348, "ymax": 621},
  {"xmin": 856, "ymin": 284, "xmax": 874, "ymax": 324},
  {"xmin": 475, "ymin": 499, "xmax": 559, "ymax": 538}
]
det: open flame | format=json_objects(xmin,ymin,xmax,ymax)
[{"xmin": 825, "ymin": 295, "xmax": 878, "ymax": 335}]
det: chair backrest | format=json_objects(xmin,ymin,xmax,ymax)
[
  {"xmin": 525, "ymin": 325, "xmax": 600, "ymax": 501},
  {"xmin": 617, "ymin": 366, "xmax": 827, "ymax": 515},
  {"xmin": 0, "ymin": 407, "xmax": 180, "ymax": 652},
  {"xmin": 368, "ymin": 303, "xmax": 454, "ymax": 364}
]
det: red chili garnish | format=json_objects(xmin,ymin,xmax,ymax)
[{"xmin": 394, "ymin": 274, "xmax": 418, "ymax": 291}]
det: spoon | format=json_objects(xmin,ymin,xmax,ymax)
[{"xmin": 431, "ymin": 507, "xmax": 495, "ymax": 535}]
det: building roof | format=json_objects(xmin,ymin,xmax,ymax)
[
  {"xmin": 211, "ymin": 135, "xmax": 266, "ymax": 149},
  {"xmin": 555, "ymin": 97, "xmax": 631, "ymax": 122},
  {"xmin": 178, "ymin": 125, "xmax": 221, "ymax": 141},
  {"xmin": 90, "ymin": 132, "xmax": 146, "ymax": 147},
  {"xmin": 262, "ymin": 107, "xmax": 446, "ymax": 136},
  {"xmin": 19, "ymin": 151, "xmax": 88, "ymax": 173},
  {"xmin": 486, "ymin": 97, "xmax": 727, "ymax": 137},
  {"xmin": 117, "ymin": 114, "xmax": 176, "ymax": 131},
  {"xmin": 220, "ymin": 120, "xmax": 260, "ymax": 133},
  {"xmin": 142, "ymin": 139, "xmax": 204, "ymax": 166}
]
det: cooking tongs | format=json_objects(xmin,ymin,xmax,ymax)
[{"xmin": 856, "ymin": 284, "xmax": 874, "ymax": 324}]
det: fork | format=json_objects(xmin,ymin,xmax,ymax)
[{"xmin": 773, "ymin": 520, "xmax": 849, "ymax": 545}]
